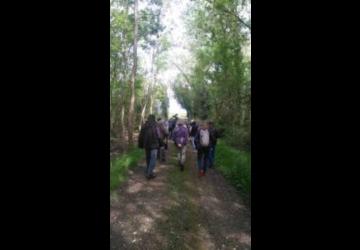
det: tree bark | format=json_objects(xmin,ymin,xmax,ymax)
[
  {"xmin": 139, "ymin": 101, "xmax": 147, "ymax": 131},
  {"xmin": 120, "ymin": 102, "xmax": 125, "ymax": 139},
  {"xmin": 127, "ymin": 0, "xmax": 138, "ymax": 147},
  {"xmin": 149, "ymin": 95, "xmax": 154, "ymax": 115}
]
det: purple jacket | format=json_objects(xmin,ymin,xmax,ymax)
[{"xmin": 172, "ymin": 124, "xmax": 189, "ymax": 146}]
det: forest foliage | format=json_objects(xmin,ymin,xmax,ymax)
[{"xmin": 173, "ymin": 0, "xmax": 251, "ymax": 150}]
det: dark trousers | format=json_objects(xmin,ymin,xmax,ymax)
[
  {"xmin": 209, "ymin": 144, "xmax": 216, "ymax": 167},
  {"xmin": 145, "ymin": 148, "xmax": 158, "ymax": 176},
  {"xmin": 157, "ymin": 139, "xmax": 167, "ymax": 161},
  {"xmin": 197, "ymin": 147, "xmax": 210, "ymax": 172}
]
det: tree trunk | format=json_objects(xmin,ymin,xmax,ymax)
[
  {"xmin": 110, "ymin": 92, "xmax": 113, "ymax": 131},
  {"xmin": 149, "ymin": 96, "xmax": 153, "ymax": 115},
  {"xmin": 139, "ymin": 101, "xmax": 147, "ymax": 131},
  {"xmin": 149, "ymin": 45, "xmax": 159, "ymax": 116},
  {"xmin": 127, "ymin": 0, "xmax": 138, "ymax": 147},
  {"xmin": 110, "ymin": 58, "xmax": 118, "ymax": 134},
  {"xmin": 120, "ymin": 103, "xmax": 125, "ymax": 139}
]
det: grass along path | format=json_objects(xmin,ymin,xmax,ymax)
[
  {"xmin": 110, "ymin": 148, "xmax": 143, "ymax": 192},
  {"xmin": 110, "ymin": 143, "xmax": 251, "ymax": 250}
]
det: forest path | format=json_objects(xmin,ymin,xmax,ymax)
[{"xmin": 110, "ymin": 143, "xmax": 251, "ymax": 250}]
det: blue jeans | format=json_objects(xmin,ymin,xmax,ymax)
[
  {"xmin": 197, "ymin": 147, "xmax": 210, "ymax": 172},
  {"xmin": 190, "ymin": 137, "xmax": 196, "ymax": 150},
  {"xmin": 145, "ymin": 149, "xmax": 158, "ymax": 176},
  {"xmin": 209, "ymin": 144, "xmax": 216, "ymax": 167}
]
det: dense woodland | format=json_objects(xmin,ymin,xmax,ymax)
[
  {"xmin": 110, "ymin": 0, "xmax": 250, "ymax": 151},
  {"xmin": 110, "ymin": 0, "xmax": 169, "ymax": 150}
]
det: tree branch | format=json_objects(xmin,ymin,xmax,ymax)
[
  {"xmin": 221, "ymin": 8, "xmax": 251, "ymax": 30},
  {"xmin": 203, "ymin": 0, "xmax": 251, "ymax": 30},
  {"xmin": 171, "ymin": 61, "xmax": 192, "ymax": 86}
]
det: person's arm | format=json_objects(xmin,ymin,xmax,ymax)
[
  {"xmin": 214, "ymin": 129, "xmax": 218, "ymax": 138},
  {"xmin": 210, "ymin": 129, "xmax": 216, "ymax": 145}
]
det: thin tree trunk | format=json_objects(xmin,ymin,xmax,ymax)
[
  {"xmin": 120, "ymin": 103, "xmax": 125, "ymax": 139},
  {"xmin": 149, "ymin": 45, "xmax": 159, "ymax": 116},
  {"xmin": 149, "ymin": 96, "xmax": 153, "ymax": 114},
  {"xmin": 127, "ymin": 0, "xmax": 138, "ymax": 147},
  {"xmin": 140, "ymin": 81, "xmax": 151, "ymax": 130},
  {"xmin": 139, "ymin": 101, "xmax": 147, "ymax": 131},
  {"xmin": 110, "ymin": 57, "xmax": 119, "ymax": 134},
  {"xmin": 110, "ymin": 91, "xmax": 113, "ymax": 131},
  {"xmin": 149, "ymin": 48, "xmax": 155, "ymax": 115},
  {"xmin": 118, "ymin": 0, "xmax": 129, "ymax": 143}
]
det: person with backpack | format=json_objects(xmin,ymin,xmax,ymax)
[
  {"xmin": 172, "ymin": 119, "xmax": 189, "ymax": 171},
  {"xmin": 189, "ymin": 120, "xmax": 198, "ymax": 151},
  {"xmin": 194, "ymin": 121, "xmax": 211, "ymax": 177},
  {"xmin": 157, "ymin": 118, "xmax": 169, "ymax": 162},
  {"xmin": 138, "ymin": 114, "xmax": 160, "ymax": 179}
]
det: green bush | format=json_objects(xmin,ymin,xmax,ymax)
[
  {"xmin": 215, "ymin": 141, "xmax": 251, "ymax": 195},
  {"xmin": 110, "ymin": 148, "xmax": 143, "ymax": 191}
]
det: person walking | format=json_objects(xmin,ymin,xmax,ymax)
[
  {"xmin": 189, "ymin": 120, "xmax": 198, "ymax": 151},
  {"xmin": 194, "ymin": 121, "xmax": 211, "ymax": 177},
  {"xmin": 138, "ymin": 114, "xmax": 160, "ymax": 179},
  {"xmin": 157, "ymin": 118, "xmax": 169, "ymax": 162},
  {"xmin": 172, "ymin": 119, "xmax": 189, "ymax": 171}
]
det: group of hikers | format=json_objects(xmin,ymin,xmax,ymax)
[{"xmin": 138, "ymin": 114, "xmax": 223, "ymax": 180}]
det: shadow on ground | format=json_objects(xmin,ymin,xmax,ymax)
[{"xmin": 110, "ymin": 144, "xmax": 251, "ymax": 250}]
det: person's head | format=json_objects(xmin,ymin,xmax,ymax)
[
  {"xmin": 200, "ymin": 121, "xmax": 208, "ymax": 129},
  {"xmin": 208, "ymin": 121, "xmax": 214, "ymax": 128},
  {"xmin": 177, "ymin": 119, "xmax": 184, "ymax": 126},
  {"xmin": 157, "ymin": 117, "xmax": 162, "ymax": 122},
  {"xmin": 147, "ymin": 114, "xmax": 156, "ymax": 123}
]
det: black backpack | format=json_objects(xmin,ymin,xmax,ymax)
[{"xmin": 143, "ymin": 124, "xmax": 159, "ymax": 149}]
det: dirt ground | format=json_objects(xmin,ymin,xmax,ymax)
[{"xmin": 110, "ymin": 144, "xmax": 251, "ymax": 250}]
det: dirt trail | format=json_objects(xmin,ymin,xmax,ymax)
[{"xmin": 110, "ymin": 144, "xmax": 251, "ymax": 250}]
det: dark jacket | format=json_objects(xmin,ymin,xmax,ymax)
[
  {"xmin": 168, "ymin": 118, "xmax": 178, "ymax": 132},
  {"xmin": 209, "ymin": 127, "xmax": 218, "ymax": 146},
  {"xmin": 190, "ymin": 123, "xmax": 198, "ymax": 137},
  {"xmin": 138, "ymin": 120, "xmax": 160, "ymax": 150}
]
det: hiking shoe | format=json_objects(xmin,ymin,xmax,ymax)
[
  {"xmin": 199, "ymin": 170, "xmax": 205, "ymax": 177},
  {"xmin": 146, "ymin": 173, "xmax": 156, "ymax": 180}
]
